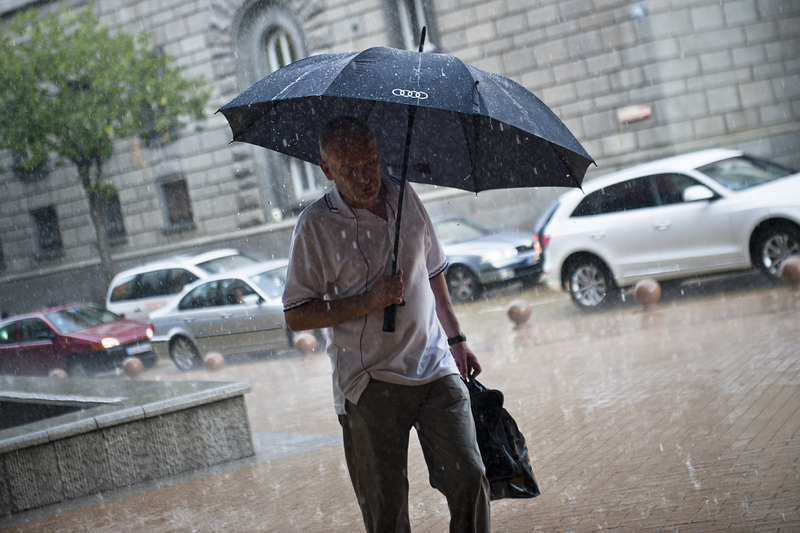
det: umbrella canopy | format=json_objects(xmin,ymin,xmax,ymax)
[{"xmin": 218, "ymin": 46, "xmax": 594, "ymax": 192}]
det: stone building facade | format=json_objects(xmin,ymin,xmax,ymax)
[{"xmin": 0, "ymin": 0, "xmax": 798, "ymax": 314}]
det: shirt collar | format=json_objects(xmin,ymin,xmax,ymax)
[{"xmin": 325, "ymin": 174, "xmax": 400, "ymax": 218}]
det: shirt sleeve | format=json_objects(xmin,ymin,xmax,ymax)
[
  {"xmin": 283, "ymin": 212, "xmax": 326, "ymax": 311},
  {"xmin": 405, "ymin": 183, "xmax": 448, "ymax": 279}
]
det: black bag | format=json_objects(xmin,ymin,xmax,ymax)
[{"xmin": 465, "ymin": 378, "xmax": 540, "ymax": 500}]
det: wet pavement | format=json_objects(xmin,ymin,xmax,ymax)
[{"xmin": 2, "ymin": 274, "xmax": 799, "ymax": 532}]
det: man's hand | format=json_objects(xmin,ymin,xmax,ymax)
[
  {"xmin": 450, "ymin": 341, "xmax": 481, "ymax": 380},
  {"xmin": 285, "ymin": 269, "xmax": 403, "ymax": 331},
  {"xmin": 368, "ymin": 269, "xmax": 403, "ymax": 309}
]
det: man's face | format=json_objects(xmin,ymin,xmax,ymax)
[{"xmin": 320, "ymin": 135, "xmax": 381, "ymax": 210}]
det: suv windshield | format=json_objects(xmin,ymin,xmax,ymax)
[
  {"xmin": 196, "ymin": 254, "xmax": 260, "ymax": 274},
  {"xmin": 697, "ymin": 156, "xmax": 795, "ymax": 191},
  {"xmin": 46, "ymin": 305, "xmax": 120, "ymax": 333}
]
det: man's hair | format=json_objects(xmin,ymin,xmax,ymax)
[{"xmin": 319, "ymin": 116, "xmax": 376, "ymax": 162}]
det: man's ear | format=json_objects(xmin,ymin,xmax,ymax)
[{"xmin": 319, "ymin": 161, "xmax": 334, "ymax": 182}]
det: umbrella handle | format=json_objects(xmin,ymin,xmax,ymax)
[{"xmin": 382, "ymin": 302, "xmax": 398, "ymax": 332}]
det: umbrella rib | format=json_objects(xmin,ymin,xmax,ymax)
[{"xmin": 244, "ymin": 69, "xmax": 316, "ymax": 107}]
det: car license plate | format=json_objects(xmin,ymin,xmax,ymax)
[{"xmin": 126, "ymin": 343, "xmax": 152, "ymax": 356}]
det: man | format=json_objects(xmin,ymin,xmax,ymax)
[{"xmin": 283, "ymin": 116, "xmax": 491, "ymax": 532}]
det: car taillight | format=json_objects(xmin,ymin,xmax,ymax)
[{"xmin": 533, "ymin": 234, "xmax": 550, "ymax": 253}]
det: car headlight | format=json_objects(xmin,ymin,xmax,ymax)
[
  {"xmin": 480, "ymin": 249, "xmax": 516, "ymax": 264},
  {"xmin": 100, "ymin": 337, "xmax": 120, "ymax": 349}
]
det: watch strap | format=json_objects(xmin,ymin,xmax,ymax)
[{"xmin": 447, "ymin": 333, "xmax": 467, "ymax": 346}]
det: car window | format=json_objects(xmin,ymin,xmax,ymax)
[
  {"xmin": 167, "ymin": 269, "xmax": 200, "ymax": 294},
  {"xmin": 251, "ymin": 266, "xmax": 288, "ymax": 300},
  {"xmin": 652, "ymin": 173, "xmax": 702, "ymax": 205},
  {"xmin": 109, "ymin": 274, "xmax": 137, "ymax": 302},
  {"xmin": 137, "ymin": 270, "xmax": 168, "ymax": 298},
  {"xmin": 0, "ymin": 322, "xmax": 17, "ymax": 344},
  {"xmin": 45, "ymin": 306, "xmax": 120, "ymax": 333},
  {"xmin": 571, "ymin": 176, "xmax": 658, "ymax": 217},
  {"xmin": 697, "ymin": 155, "xmax": 795, "ymax": 191},
  {"xmin": 133, "ymin": 269, "xmax": 198, "ymax": 299},
  {"xmin": 196, "ymin": 254, "xmax": 260, "ymax": 274},
  {"xmin": 221, "ymin": 278, "xmax": 257, "ymax": 305},
  {"xmin": 19, "ymin": 319, "xmax": 53, "ymax": 342},
  {"xmin": 110, "ymin": 268, "xmax": 199, "ymax": 302},
  {"xmin": 179, "ymin": 282, "xmax": 223, "ymax": 310},
  {"xmin": 434, "ymin": 219, "xmax": 495, "ymax": 245}
]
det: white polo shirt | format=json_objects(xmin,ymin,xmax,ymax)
[{"xmin": 283, "ymin": 175, "xmax": 458, "ymax": 415}]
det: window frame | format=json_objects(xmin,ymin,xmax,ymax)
[
  {"xmin": 102, "ymin": 192, "xmax": 127, "ymax": 243},
  {"xmin": 30, "ymin": 205, "xmax": 63, "ymax": 259},
  {"xmin": 571, "ymin": 176, "xmax": 660, "ymax": 218},
  {"xmin": 158, "ymin": 175, "xmax": 195, "ymax": 234}
]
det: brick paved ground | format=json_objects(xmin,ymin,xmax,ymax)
[{"xmin": 2, "ymin": 275, "xmax": 799, "ymax": 532}]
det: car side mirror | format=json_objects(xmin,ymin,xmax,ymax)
[
  {"xmin": 241, "ymin": 294, "xmax": 262, "ymax": 306},
  {"xmin": 682, "ymin": 185, "xmax": 716, "ymax": 202}
]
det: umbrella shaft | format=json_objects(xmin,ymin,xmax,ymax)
[
  {"xmin": 384, "ymin": 104, "xmax": 418, "ymax": 333},
  {"xmin": 390, "ymin": 104, "xmax": 418, "ymax": 275}
]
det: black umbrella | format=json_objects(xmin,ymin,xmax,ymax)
[{"xmin": 218, "ymin": 32, "xmax": 594, "ymax": 331}]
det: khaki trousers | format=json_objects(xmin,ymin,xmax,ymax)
[{"xmin": 339, "ymin": 374, "xmax": 491, "ymax": 533}]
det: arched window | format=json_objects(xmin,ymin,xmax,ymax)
[
  {"xmin": 234, "ymin": 4, "xmax": 323, "ymax": 220},
  {"xmin": 262, "ymin": 27, "xmax": 321, "ymax": 202},
  {"xmin": 265, "ymin": 29, "xmax": 295, "ymax": 71}
]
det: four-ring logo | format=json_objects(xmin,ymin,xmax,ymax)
[{"xmin": 392, "ymin": 88, "xmax": 428, "ymax": 99}]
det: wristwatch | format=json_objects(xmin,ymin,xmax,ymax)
[{"xmin": 447, "ymin": 333, "xmax": 467, "ymax": 346}]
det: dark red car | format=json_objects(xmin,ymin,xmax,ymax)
[{"xmin": 0, "ymin": 303, "xmax": 156, "ymax": 377}]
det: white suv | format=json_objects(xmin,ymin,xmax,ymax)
[
  {"xmin": 105, "ymin": 249, "xmax": 262, "ymax": 322},
  {"xmin": 542, "ymin": 149, "xmax": 800, "ymax": 310}
]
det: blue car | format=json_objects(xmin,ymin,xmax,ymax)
[{"xmin": 433, "ymin": 215, "xmax": 542, "ymax": 302}]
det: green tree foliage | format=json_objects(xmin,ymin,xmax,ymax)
[{"xmin": 0, "ymin": 5, "xmax": 209, "ymax": 284}]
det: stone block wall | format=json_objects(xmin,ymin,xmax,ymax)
[
  {"xmin": 432, "ymin": 0, "xmax": 800, "ymax": 175},
  {"xmin": 0, "ymin": 395, "xmax": 254, "ymax": 515}
]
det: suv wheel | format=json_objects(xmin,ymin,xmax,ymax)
[
  {"xmin": 566, "ymin": 256, "xmax": 618, "ymax": 310},
  {"xmin": 754, "ymin": 222, "xmax": 800, "ymax": 278},
  {"xmin": 169, "ymin": 336, "xmax": 202, "ymax": 371}
]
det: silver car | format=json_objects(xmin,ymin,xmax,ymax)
[
  {"xmin": 150, "ymin": 260, "xmax": 305, "ymax": 370},
  {"xmin": 106, "ymin": 249, "xmax": 263, "ymax": 323},
  {"xmin": 433, "ymin": 215, "xmax": 542, "ymax": 302}
]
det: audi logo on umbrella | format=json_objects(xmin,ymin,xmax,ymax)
[{"xmin": 392, "ymin": 88, "xmax": 428, "ymax": 100}]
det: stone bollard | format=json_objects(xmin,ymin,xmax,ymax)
[
  {"xmin": 203, "ymin": 352, "xmax": 226, "ymax": 371},
  {"xmin": 779, "ymin": 256, "xmax": 800, "ymax": 290},
  {"xmin": 122, "ymin": 356, "xmax": 143, "ymax": 378},
  {"xmin": 48, "ymin": 368, "xmax": 68, "ymax": 378},
  {"xmin": 507, "ymin": 299, "xmax": 532, "ymax": 327},
  {"xmin": 294, "ymin": 332, "xmax": 318, "ymax": 355},
  {"xmin": 634, "ymin": 279, "xmax": 661, "ymax": 311}
]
